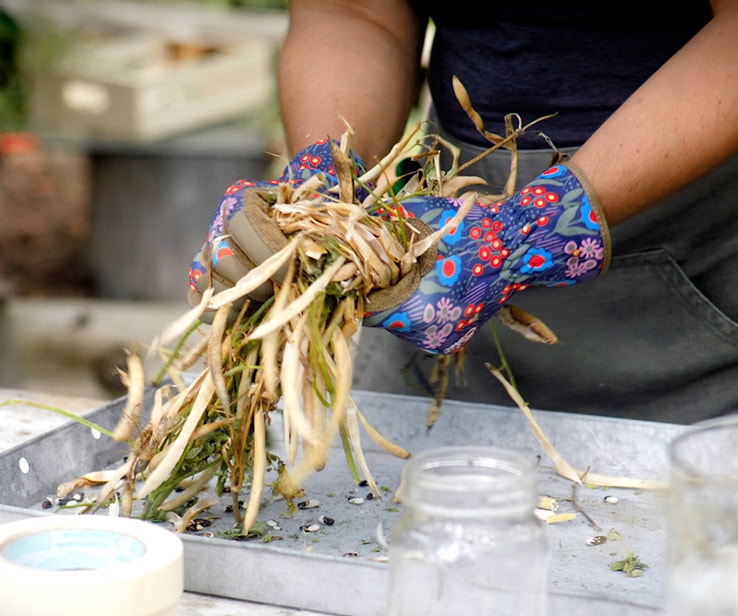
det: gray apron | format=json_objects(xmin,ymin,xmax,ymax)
[{"xmin": 352, "ymin": 132, "xmax": 738, "ymax": 424}]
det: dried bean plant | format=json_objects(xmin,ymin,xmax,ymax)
[{"xmin": 56, "ymin": 80, "xmax": 663, "ymax": 532}]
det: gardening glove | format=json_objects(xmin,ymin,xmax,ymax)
[
  {"xmin": 362, "ymin": 162, "xmax": 611, "ymax": 354},
  {"xmin": 188, "ymin": 140, "xmax": 367, "ymax": 311}
]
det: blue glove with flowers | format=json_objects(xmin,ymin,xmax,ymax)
[
  {"xmin": 187, "ymin": 140, "xmax": 367, "ymax": 309},
  {"xmin": 188, "ymin": 141, "xmax": 610, "ymax": 354},
  {"xmin": 362, "ymin": 163, "xmax": 611, "ymax": 354}
]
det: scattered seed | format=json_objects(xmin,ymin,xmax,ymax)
[
  {"xmin": 186, "ymin": 518, "xmax": 212, "ymax": 532},
  {"xmin": 603, "ymin": 495, "xmax": 619, "ymax": 504},
  {"xmin": 18, "ymin": 457, "xmax": 29, "ymax": 474},
  {"xmin": 225, "ymin": 500, "xmax": 244, "ymax": 513},
  {"xmin": 587, "ymin": 535, "xmax": 608, "ymax": 546},
  {"xmin": 71, "ymin": 491, "xmax": 84, "ymax": 502},
  {"xmin": 348, "ymin": 497, "xmax": 365, "ymax": 505},
  {"xmin": 319, "ymin": 515, "xmax": 335, "ymax": 526},
  {"xmin": 300, "ymin": 524, "xmax": 321, "ymax": 533},
  {"xmin": 366, "ymin": 493, "xmax": 374, "ymax": 500},
  {"xmin": 297, "ymin": 499, "xmax": 321, "ymax": 510},
  {"xmin": 107, "ymin": 493, "xmax": 120, "ymax": 517},
  {"xmin": 342, "ymin": 552, "xmax": 359, "ymax": 557},
  {"xmin": 266, "ymin": 519, "xmax": 282, "ymax": 530},
  {"xmin": 41, "ymin": 497, "xmax": 53, "ymax": 509},
  {"xmin": 358, "ymin": 480, "xmax": 369, "ymax": 488}
]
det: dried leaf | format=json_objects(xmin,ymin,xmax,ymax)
[
  {"xmin": 329, "ymin": 138, "xmax": 355, "ymax": 204},
  {"xmin": 112, "ymin": 352, "xmax": 145, "ymax": 441},
  {"xmin": 242, "ymin": 406, "xmax": 267, "ymax": 533},
  {"xmin": 247, "ymin": 257, "xmax": 346, "ymax": 341},
  {"xmin": 137, "ymin": 371, "xmax": 213, "ymax": 499},
  {"xmin": 486, "ymin": 363, "xmax": 668, "ymax": 490},
  {"xmin": 208, "ymin": 304, "xmax": 233, "ymax": 413},
  {"xmin": 495, "ymin": 305, "xmax": 559, "ymax": 345},
  {"xmin": 159, "ymin": 464, "xmax": 219, "ymax": 512}
]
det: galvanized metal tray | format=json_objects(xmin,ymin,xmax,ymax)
[{"xmin": 0, "ymin": 389, "xmax": 685, "ymax": 615}]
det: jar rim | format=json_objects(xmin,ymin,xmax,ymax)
[
  {"xmin": 670, "ymin": 414, "xmax": 738, "ymax": 481},
  {"xmin": 400, "ymin": 446, "xmax": 539, "ymax": 514},
  {"xmin": 407, "ymin": 446, "xmax": 536, "ymax": 474}
]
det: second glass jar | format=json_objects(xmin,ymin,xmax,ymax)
[{"xmin": 387, "ymin": 446, "xmax": 550, "ymax": 616}]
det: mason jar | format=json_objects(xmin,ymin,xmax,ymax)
[
  {"xmin": 387, "ymin": 446, "xmax": 549, "ymax": 616},
  {"xmin": 664, "ymin": 415, "xmax": 738, "ymax": 615}
]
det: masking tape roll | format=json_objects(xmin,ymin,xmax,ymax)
[{"xmin": 0, "ymin": 515, "xmax": 183, "ymax": 616}]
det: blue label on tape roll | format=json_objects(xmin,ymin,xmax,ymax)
[{"xmin": 1, "ymin": 529, "xmax": 145, "ymax": 570}]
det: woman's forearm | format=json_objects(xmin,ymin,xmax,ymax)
[
  {"xmin": 571, "ymin": 0, "xmax": 738, "ymax": 225},
  {"xmin": 277, "ymin": 0, "xmax": 424, "ymax": 164}
]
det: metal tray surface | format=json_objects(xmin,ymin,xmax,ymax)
[{"xmin": 0, "ymin": 389, "xmax": 685, "ymax": 615}]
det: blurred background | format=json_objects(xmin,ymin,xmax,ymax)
[{"xmin": 0, "ymin": 0, "xmax": 289, "ymax": 400}]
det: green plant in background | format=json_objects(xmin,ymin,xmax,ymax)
[
  {"xmin": 0, "ymin": 8, "xmax": 74, "ymax": 132},
  {"xmin": 0, "ymin": 9, "xmax": 25, "ymax": 131}
]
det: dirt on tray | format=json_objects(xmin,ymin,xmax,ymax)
[{"xmin": 0, "ymin": 134, "xmax": 95, "ymax": 298}]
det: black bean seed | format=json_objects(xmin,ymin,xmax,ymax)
[{"xmin": 297, "ymin": 499, "xmax": 320, "ymax": 509}]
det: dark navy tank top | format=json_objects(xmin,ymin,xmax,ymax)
[{"xmin": 414, "ymin": 1, "xmax": 712, "ymax": 148}]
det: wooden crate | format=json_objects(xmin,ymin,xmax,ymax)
[{"xmin": 30, "ymin": 28, "xmax": 277, "ymax": 142}]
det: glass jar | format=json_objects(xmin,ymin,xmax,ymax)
[
  {"xmin": 387, "ymin": 446, "xmax": 549, "ymax": 616},
  {"xmin": 664, "ymin": 414, "xmax": 738, "ymax": 616}
]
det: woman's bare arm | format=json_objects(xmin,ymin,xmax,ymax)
[
  {"xmin": 280, "ymin": 0, "xmax": 738, "ymax": 228},
  {"xmin": 571, "ymin": 0, "xmax": 738, "ymax": 225},
  {"xmin": 277, "ymin": 0, "xmax": 425, "ymax": 165}
]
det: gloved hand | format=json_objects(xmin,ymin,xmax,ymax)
[
  {"xmin": 188, "ymin": 140, "xmax": 367, "ymax": 310},
  {"xmin": 362, "ymin": 163, "xmax": 611, "ymax": 354}
]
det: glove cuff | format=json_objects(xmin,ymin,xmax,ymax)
[
  {"xmin": 509, "ymin": 162, "xmax": 611, "ymax": 288},
  {"xmin": 563, "ymin": 161, "xmax": 611, "ymax": 277},
  {"xmin": 279, "ymin": 139, "xmax": 368, "ymax": 200}
]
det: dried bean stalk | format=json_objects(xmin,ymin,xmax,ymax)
[
  {"xmin": 59, "ymin": 118, "xmax": 542, "ymax": 529},
  {"xmin": 101, "ymin": 124, "xmax": 448, "ymax": 531},
  {"xmin": 60, "ymin": 91, "xmax": 659, "ymax": 533}
]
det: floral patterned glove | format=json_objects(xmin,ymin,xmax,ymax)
[
  {"xmin": 187, "ymin": 140, "xmax": 366, "ymax": 308},
  {"xmin": 362, "ymin": 163, "xmax": 611, "ymax": 354}
]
